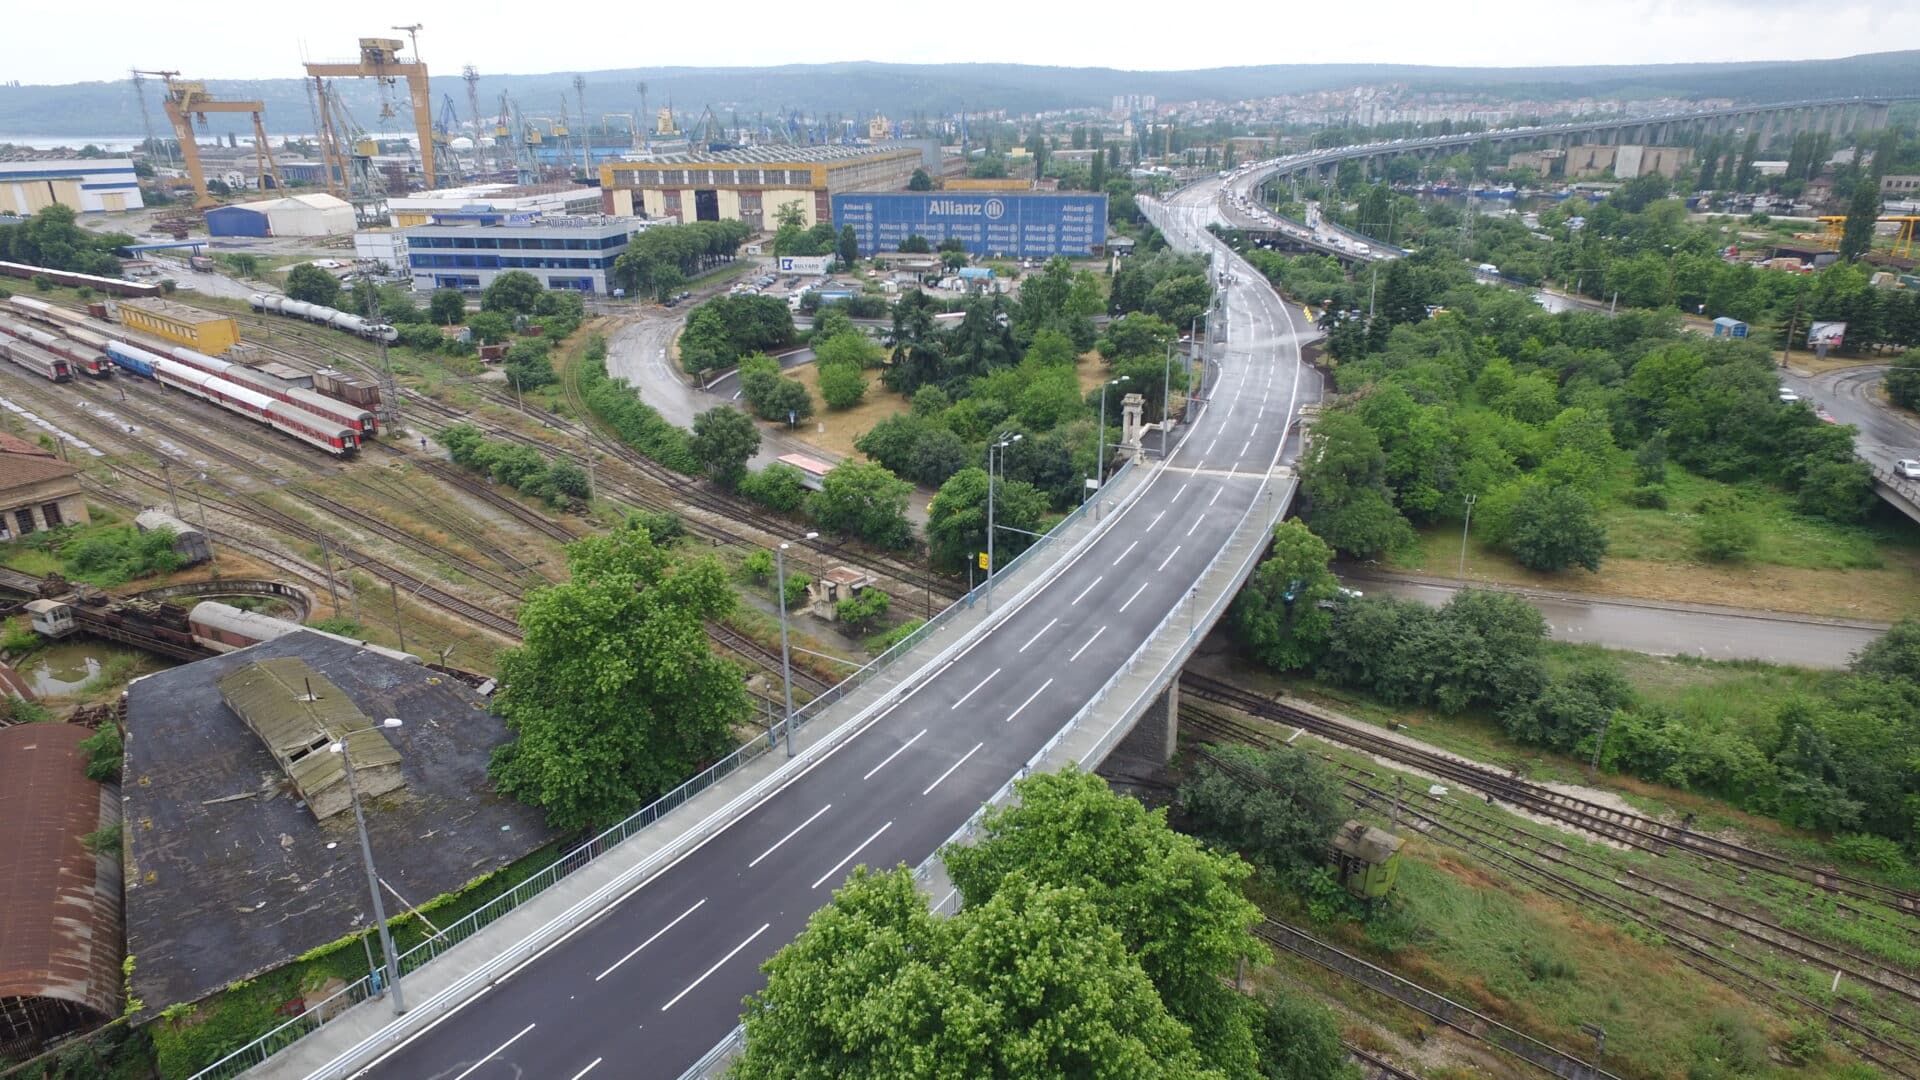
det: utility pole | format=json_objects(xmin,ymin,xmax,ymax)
[
  {"xmin": 1782, "ymin": 277, "xmax": 1806, "ymax": 368},
  {"xmin": 320, "ymin": 537, "xmax": 341, "ymax": 613},
  {"xmin": 1458, "ymin": 493, "xmax": 1476, "ymax": 578},
  {"xmin": 159, "ymin": 461, "xmax": 180, "ymax": 516},
  {"xmin": 389, "ymin": 580, "xmax": 406, "ymax": 654}
]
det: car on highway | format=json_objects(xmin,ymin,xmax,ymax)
[
  {"xmin": 1897, "ymin": 459, "xmax": 1920, "ymax": 480},
  {"xmin": 1778, "ymin": 387, "xmax": 1801, "ymax": 403}
]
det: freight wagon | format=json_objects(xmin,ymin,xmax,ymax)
[
  {"xmin": 248, "ymin": 292, "xmax": 399, "ymax": 343},
  {"xmin": 0, "ymin": 260, "xmax": 163, "ymax": 298}
]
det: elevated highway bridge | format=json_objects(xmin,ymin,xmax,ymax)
[{"xmin": 219, "ymin": 180, "xmax": 1321, "ymax": 1080}]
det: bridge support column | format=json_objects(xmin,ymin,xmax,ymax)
[{"xmin": 1113, "ymin": 671, "xmax": 1180, "ymax": 764}]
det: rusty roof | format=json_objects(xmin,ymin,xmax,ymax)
[
  {"xmin": 0, "ymin": 450, "xmax": 80, "ymax": 494},
  {"xmin": 0, "ymin": 724, "xmax": 125, "ymax": 1027}
]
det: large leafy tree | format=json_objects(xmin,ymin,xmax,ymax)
[
  {"xmin": 1499, "ymin": 482, "xmax": 1608, "ymax": 572},
  {"xmin": 1839, "ymin": 180, "xmax": 1881, "ymax": 262},
  {"xmin": 427, "ymin": 288, "xmax": 466, "ymax": 325},
  {"xmin": 480, "ymin": 269, "xmax": 544, "ymax": 315},
  {"xmin": 488, "ymin": 526, "xmax": 745, "ymax": 830},
  {"xmin": 808, "ymin": 461, "xmax": 913, "ymax": 548},
  {"xmin": 1298, "ymin": 410, "xmax": 1415, "ymax": 559},
  {"xmin": 689, "ymin": 405, "xmax": 760, "ymax": 488},
  {"xmin": 1179, "ymin": 744, "xmax": 1346, "ymax": 880},
  {"xmin": 1232, "ymin": 520, "xmax": 1340, "ymax": 671},
  {"xmin": 926, "ymin": 466, "xmax": 1047, "ymax": 573},
  {"xmin": 284, "ymin": 263, "xmax": 341, "ymax": 307},
  {"xmin": 732, "ymin": 867, "xmax": 1223, "ymax": 1080},
  {"xmin": 944, "ymin": 769, "xmax": 1267, "ymax": 1075}
]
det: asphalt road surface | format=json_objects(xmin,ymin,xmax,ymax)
[
  {"xmin": 350, "ymin": 192, "xmax": 1321, "ymax": 1080},
  {"xmin": 1351, "ymin": 574, "xmax": 1880, "ymax": 668},
  {"xmin": 1779, "ymin": 363, "xmax": 1920, "ymax": 468}
]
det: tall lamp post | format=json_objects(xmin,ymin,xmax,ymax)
[
  {"xmin": 329, "ymin": 717, "xmax": 406, "ymax": 1015},
  {"xmin": 986, "ymin": 432, "xmax": 1022, "ymax": 609},
  {"xmin": 1095, "ymin": 375, "xmax": 1130, "ymax": 496},
  {"xmin": 774, "ymin": 532, "xmax": 818, "ymax": 758}
]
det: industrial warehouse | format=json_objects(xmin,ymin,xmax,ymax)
[{"xmin": 597, "ymin": 142, "xmax": 936, "ymax": 228}]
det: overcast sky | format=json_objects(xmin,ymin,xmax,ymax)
[{"xmin": 4, "ymin": 0, "xmax": 1914, "ymax": 85}]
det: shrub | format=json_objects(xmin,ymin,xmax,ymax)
[
  {"xmin": 782, "ymin": 570, "xmax": 811, "ymax": 609},
  {"xmin": 1693, "ymin": 511, "xmax": 1757, "ymax": 562},
  {"xmin": 1828, "ymin": 833, "xmax": 1908, "ymax": 873},
  {"xmin": 864, "ymin": 617, "xmax": 925, "ymax": 653},
  {"xmin": 739, "ymin": 464, "xmax": 810, "ymax": 512},
  {"xmin": 740, "ymin": 549, "xmax": 774, "ymax": 582},
  {"xmin": 816, "ymin": 361, "xmax": 869, "ymax": 410},
  {"xmin": 61, "ymin": 525, "xmax": 184, "ymax": 586},
  {"xmin": 78, "ymin": 724, "xmax": 123, "ymax": 782},
  {"xmin": 308, "ymin": 617, "xmax": 365, "ymax": 637},
  {"xmin": 1622, "ymin": 484, "xmax": 1668, "ymax": 509},
  {"xmin": 835, "ymin": 587, "xmax": 889, "ymax": 633}
]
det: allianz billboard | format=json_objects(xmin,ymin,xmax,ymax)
[{"xmin": 832, "ymin": 192, "xmax": 1107, "ymax": 259}]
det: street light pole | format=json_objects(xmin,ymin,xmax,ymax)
[
  {"xmin": 1095, "ymin": 376, "xmax": 1129, "ymax": 494},
  {"xmin": 774, "ymin": 532, "xmax": 817, "ymax": 758},
  {"xmin": 986, "ymin": 433, "xmax": 1021, "ymax": 610},
  {"xmin": 331, "ymin": 717, "xmax": 406, "ymax": 1015}
]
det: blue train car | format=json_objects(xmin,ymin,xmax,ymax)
[{"xmin": 105, "ymin": 339, "xmax": 167, "ymax": 378}]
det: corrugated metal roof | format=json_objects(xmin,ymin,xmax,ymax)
[
  {"xmin": 216, "ymin": 659, "xmax": 401, "ymax": 818},
  {"xmin": 0, "ymin": 724, "xmax": 124, "ymax": 1032}
]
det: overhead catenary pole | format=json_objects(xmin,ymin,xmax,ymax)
[{"xmin": 332, "ymin": 718, "xmax": 407, "ymax": 1015}]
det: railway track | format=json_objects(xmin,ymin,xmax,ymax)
[
  {"xmin": 704, "ymin": 620, "xmax": 833, "ymax": 697},
  {"xmin": 371, "ymin": 443, "xmax": 579, "ymax": 544},
  {"xmin": 1251, "ymin": 917, "xmax": 1618, "ymax": 1080},
  {"xmin": 286, "ymin": 484, "xmax": 528, "ymax": 599},
  {"xmin": 1180, "ymin": 673, "xmax": 1920, "ymax": 920},
  {"xmin": 355, "ymin": 469, "xmax": 555, "ymax": 581},
  {"xmin": 1183, "ymin": 709, "xmax": 1920, "ymax": 1077}
]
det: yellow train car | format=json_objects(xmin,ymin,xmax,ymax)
[{"xmin": 115, "ymin": 298, "xmax": 241, "ymax": 355}]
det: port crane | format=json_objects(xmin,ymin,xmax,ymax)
[
  {"xmin": 303, "ymin": 31, "xmax": 439, "ymax": 191},
  {"xmin": 133, "ymin": 70, "xmax": 282, "ymax": 208}
]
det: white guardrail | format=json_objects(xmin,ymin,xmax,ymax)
[{"xmin": 192, "ymin": 457, "xmax": 1149, "ymax": 1080}]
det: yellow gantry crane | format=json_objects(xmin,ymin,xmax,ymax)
[
  {"xmin": 303, "ymin": 32, "xmax": 439, "ymax": 193},
  {"xmin": 1818, "ymin": 215, "xmax": 1918, "ymax": 259},
  {"xmin": 136, "ymin": 70, "xmax": 282, "ymax": 209}
]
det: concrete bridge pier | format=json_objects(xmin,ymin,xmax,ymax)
[{"xmin": 1112, "ymin": 670, "xmax": 1181, "ymax": 764}]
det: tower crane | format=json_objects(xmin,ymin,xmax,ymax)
[
  {"xmin": 573, "ymin": 75, "xmax": 593, "ymax": 180},
  {"xmin": 303, "ymin": 33, "xmax": 439, "ymax": 190},
  {"xmin": 463, "ymin": 65, "xmax": 489, "ymax": 177},
  {"xmin": 134, "ymin": 70, "xmax": 281, "ymax": 208}
]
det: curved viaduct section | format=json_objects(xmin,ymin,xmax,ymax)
[{"xmin": 243, "ymin": 184, "xmax": 1321, "ymax": 1080}]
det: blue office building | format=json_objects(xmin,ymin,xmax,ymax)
[
  {"xmin": 403, "ymin": 213, "xmax": 638, "ymax": 293},
  {"xmin": 832, "ymin": 192, "xmax": 1107, "ymax": 260}
]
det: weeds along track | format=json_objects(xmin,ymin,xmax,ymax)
[
  {"xmin": 1179, "ymin": 674, "xmax": 1920, "ymax": 921},
  {"xmin": 368, "ymin": 443, "xmax": 578, "ymax": 544},
  {"xmin": 1249, "ymin": 916, "xmax": 1620, "ymax": 1080},
  {"xmin": 1182, "ymin": 707, "xmax": 1920, "ymax": 1078},
  {"xmin": 355, "ymin": 469, "xmax": 557, "ymax": 582},
  {"xmin": 704, "ymin": 620, "xmax": 833, "ymax": 698},
  {"xmin": 284, "ymin": 484, "xmax": 528, "ymax": 599}
]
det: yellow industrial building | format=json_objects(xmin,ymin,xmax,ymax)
[
  {"xmin": 599, "ymin": 144, "xmax": 927, "ymax": 229},
  {"xmin": 116, "ymin": 298, "xmax": 241, "ymax": 355}
]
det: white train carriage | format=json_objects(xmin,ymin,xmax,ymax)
[
  {"xmin": 0, "ymin": 338, "xmax": 73, "ymax": 382},
  {"xmin": 266, "ymin": 401, "xmax": 359, "ymax": 454},
  {"xmin": 189, "ymin": 601, "xmax": 413, "ymax": 660}
]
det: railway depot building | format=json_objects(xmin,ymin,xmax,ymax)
[
  {"xmin": 0, "ymin": 433, "xmax": 88, "ymax": 541},
  {"xmin": 0, "ymin": 158, "xmax": 144, "ymax": 215},
  {"xmin": 403, "ymin": 213, "xmax": 636, "ymax": 294},
  {"xmin": 115, "ymin": 297, "xmax": 242, "ymax": 355},
  {"xmin": 599, "ymin": 144, "xmax": 930, "ymax": 230}
]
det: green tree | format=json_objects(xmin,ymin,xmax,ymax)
[
  {"xmin": 1299, "ymin": 411, "xmax": 1415, "ymax": 559},
  {"xmin": 1090, "ymin": 143, "xmax": 1107, "ymax": 191},
  {"xmin": 811, "ymin": 328, "xmax": 884, "ymax": 370},
  {"xmin": 1178, "ymin": 743, "xmax": 1345, "ymax": 878},
  {"xmin": 1098, "ymin": 312, "xmax": 1178, "ymax": 363},
  {"xmin": 427, "ymin": 288, "xmax": 467, "ymax": 325},
  {"xmin": 1232, "ymin": 520, "xmax": 1341, "ymax": 671},
  {"xmin": 467, "ymin": 309, "xmax": 512, "ymax": 345},
  {"xmin": 1501, "ymin": 483, "xmax": 1607, "ymax": 572},
  {"xmin": 740, "ymin": 463, "xmax": 809, "ymax": 512},
  {"xmin": 488, "ymin": 527, "xmax": 746, "ymax": 831},
  {"xmin": 284, "ymin": 263, "xmax": 341, "ymax": 307},
  {"xmin": 481, "ymin": 269, "xmax": 544, "ymax": 314},
  {"xmin": 1694, "ymin": 510, "xmax": 1757, "ymax": 562},
  {"xmin": 1885, "ymin": 352, "xmax": 1920, "ymax": 409},
  {"xmin": 836, "ymin": 224, "xmax": 860, "ymax": 265},
  {"xmin": 926, "ymin": 466, "xmax": 1047, "ymax": 572},
  {"xmin": 1851, "ymin": 615, "xmax": 1920, "ymax": 682},
  {"xmin": 1839, "ymin": 179, "xmax": 1881, "ymax": 262},
  {"xmin": 689, "ymin": 405, "xmax": 761, "ymax": 488},
  {"xmin": 898, "ymin": 234, "xmax": 932, "ymax": 254},
  {"xmin": 809, "ymin": 461, "xmax": 913, "ymax": 548},
  {"xmin": 907, "ymin": 167, "xmax": 933, "ymax": 191},
  {"xmin": 731, "ymin": 867, "xmax": 1223, "ymax": 1080},
  {"xmin": 816, "ymin": 360, "xmax": 869, "ymax": 410},
  {"xmin": 944, "ymin": 769, "xmax": 1266, "ymax": 1076}
]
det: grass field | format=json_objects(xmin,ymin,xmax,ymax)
[{"xmin": 1393, "ymin": 457, "xmax": 1920, "ymax": 619}]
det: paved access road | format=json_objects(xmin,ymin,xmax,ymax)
[
  {"xmin": 1779, "ymin": 363, "xmax": 1920, "ymax": 468},
  {"xmin": 350, "ymin": 195, "xmax": 1320, "ymax": 1080},
  {"xmin": 1349, "ymin": 572, "xmax": 1882, "ymax": 669}
]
